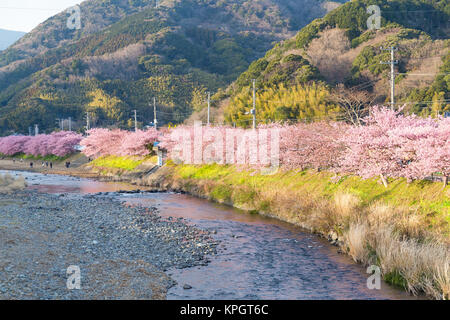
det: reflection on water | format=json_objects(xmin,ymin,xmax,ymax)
[
  {"xmin": 3, "ymin": 170, "xmax": 418, "ymax": 300},
  {"xmin": 124, "ymin": 193, "xmax": 417, "ymax": 300}
]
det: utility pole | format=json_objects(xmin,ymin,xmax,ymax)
[
  {"xmin": 251, "ymin": 79, "xmax": 256, "ymax": 129},
  {"xmin": 207, "ymin": 91, "xmax": 211, "ymax": 126},
  {"xmin": 28, "ymin": 127, "xmax": 32, "ymax": 136},
  {"xmin": 153, "ymin": 97, "xmax": 158, "ymax": 130},
  {"xmin": 86, "ymin": 112, "xmax": 90, "ymax": 131},
  {"xmin": 133, "ymin": 109, "xmax": 138, "ymax": 132},
  {"xmin": 380, "ymin": 47, "xmax": 398, "ymax": 108},
  {"xmin": 68, "ymin": 117, "xmax": 72, "ymax": 131}
]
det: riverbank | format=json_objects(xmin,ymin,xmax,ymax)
[
  {"xmin": 0, "ymin": 187, "xmax": 217, "ymax": 299},
  {"xmin": 0, "ymin": 154, "xmax": 99, "ymax": 178},
  {"xmin": 1, "ymin": 157, "xmax": 449, "ymax": 299},
  {"xmin": 0, "ymin": 154, "xmax": 158, "ymax": 179},
  {"xmin": 2, "ymin": 171, "xmax": 418, "ymax": 300},
  {"xmin": 136, "ymin": 163, "xmax": 449, "ymax": 300}
]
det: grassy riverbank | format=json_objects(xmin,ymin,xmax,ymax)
[
  {"xmin": 140, "ymin": 162, "xmax": 449, "ymax": 299},
  {"xmin": 90, "ymin": 155, "xmax": 157, "ymax": 171},
  {"xmin": 2, "ymin": 156, "xmax": 448, "ymax": 299}
]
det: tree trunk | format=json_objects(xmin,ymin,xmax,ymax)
[
  {"xmin": 443, "ymin": 175, "xmax": 448, "ymax": 189},
  {"xmin": 380, "ymin": 173, "xmax": 388, "ymax": 188}
]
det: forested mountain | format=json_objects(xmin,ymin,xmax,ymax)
[
  {"xmin": 0, "ymin": 29, "xmax": 26, "ymax": 51},
  {"xmin": 0, "ymin": 0, "xmax": 345, "ymax": 134},
  {"xmin": 222, "ymin": 0, "xmax": 449, "ymax": 126}
]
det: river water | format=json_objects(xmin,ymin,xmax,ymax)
[{"xmin": 2, "ymin": 170, "xmax": 417, "ymax": 300}]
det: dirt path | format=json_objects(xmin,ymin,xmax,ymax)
[{"xmin": 0, "ymin": 156, "xmax": 99, "ymax": 178}]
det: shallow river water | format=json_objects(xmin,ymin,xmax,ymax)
[{"xmin": 2, "ymin": 170, "xmax": 417, "ymax": 300}]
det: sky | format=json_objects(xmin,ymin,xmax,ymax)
[{"xmin": 0, "ymin": 0, "xmax": 84, "ymax": 32}]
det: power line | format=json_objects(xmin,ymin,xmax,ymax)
[
  {"xmin": 382, "ymin": 10, "xmax": 447, "ymax": 13},
  {"xmin": 394, "ymin": 100, "xmax": 450, "ymax": 105},
  {"xmin": 396, "ymin": 73, "xmax": 450, "ymax": 76},
  {"xmin": 350, "ymin": 79, "xmax": 379, "ymax": 90},
  {"xmin": 405, "ymin": 55, "xmax": 448, "ymax": 61},
  {"xmin": 156, "ymin": 110, "xmax": 193, "ymax": 115},
  {"xmin": 0, "ymin": 7, "xmax": 62, "ymax": 11}
]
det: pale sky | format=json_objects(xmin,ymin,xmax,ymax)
[{"xmin": 0, "ymin": 0, "xmax": 84, "ymax": 32}]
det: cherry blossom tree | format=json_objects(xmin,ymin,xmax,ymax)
[
  {"xmin": 23, "ymin": 134, "xmax": 50, "ymax": 157},
  {"xmin": 80, "ymin": 128, "xmax": 159, "ymax": 158},
  {"xmin": 392, "ymin": 116, "xmax": 450, "ymax": 186},
  {"xmin": 117, "ymin": 129, "xmax": 159, "ymax": 157},
  {"xmin": 339, "ymin": 106, "xmax": 450, "ymax": 187},
  {"xmin": 279, "ymin": 121, "xmax": 348, "ymax": 171},
  {"xmin": 0, "ymin": 132, "xmax": 82, "ymax": 157},
  {"xmin": 48, "ymin": 132, "xmax": 83, "ymax": 157},
  {"xmin": 0, "ymin": 136, "xmax": 31, "ymax": 156},
  {"xmin": 80, "ymin": 129, "xmax": 126, "ymax": 158},
  {"xmin": 160, "ymin": 124, "xmax": 280, "ymax": 168}
]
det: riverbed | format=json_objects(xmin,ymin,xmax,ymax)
[{"xmin": 1, "ymin": 170, "xmax": 417, "ymax": 300}]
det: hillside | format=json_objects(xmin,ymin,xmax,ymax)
[
  {"xmin": 0, "ymin": 0, "xmax": 345, "ymax": 134},
  {"xmin": 0, "ymin": 29, "xmax": 26, "ymax": 51},
  {"xmin": 222, "ymin": 0, "xmax": 450, "ymax": 126}
]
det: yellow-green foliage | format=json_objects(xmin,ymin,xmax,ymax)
[
  {"xmin": 88, "ymin": 89, "xmax": 124, "ymax": 120},
  {"xmin": 91, "ymin": 156, "xmax": 144, "ymax": 171},
  {"xmin": 225, "ymin": 83, "xmax": 339, "ymax": 126},
  {"xmin": 191, "ymin": 86, "xmax": 208, "ymax": 112}
]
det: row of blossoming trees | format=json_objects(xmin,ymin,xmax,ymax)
[
  {"xmin": 0, "ymin": 132, "xmax": 83, "ymax": 157},
  {"xmin": 158, "ymin": 107, "xmax": 449, "ymax": 187},
  {"xmin": 80, "ymin": 128, "xmax": 159, "ymax": 158},
  {"xmin": 0, "ymin": 107, "xmax": 448, "ymax": 187}
]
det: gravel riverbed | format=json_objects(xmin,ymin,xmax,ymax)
[{"xmin": 0, "ymin": 190, "xmax": 218, "ymax": 299}]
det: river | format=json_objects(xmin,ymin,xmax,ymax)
[{"xmin": 2, "ymin": 170, "xmax": 417, "ymax": 300}]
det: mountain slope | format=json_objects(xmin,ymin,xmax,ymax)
[
  {"xmin": 0, "ymin": 29, "xmax": 26, "ymax": 51},
  {"xmin": 0, "ymin": 0, "xmax": 345, "ymax": 134},
  {"xmin": 223, "ymin": 0, "xmax": 449, "ymax": 126}
]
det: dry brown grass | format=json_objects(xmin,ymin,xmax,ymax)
[
  {"xmin": 373, "ymin": 227, "xmax": 449, "ymax": 299},
  {"xmin": 334, "ymin": 195, "xmax": 450, "ymax": 300},
  {"xmin": 368, "ymin": 203, "xmax": 431, "ymax": 240},
  {"xmin": 0, "ymin": 174, "xmax": 27, "ymax": 193},
  {"xmin": 334, "ymin": 192, "xmax": 360, "ymax": 221},
  {"xmin": 263, "ymin": 189, "xmax": 449, "ymax": 299},
  {"xmin": 345, "ymin": 222, "xmax": 371, "ymax": 264}
]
